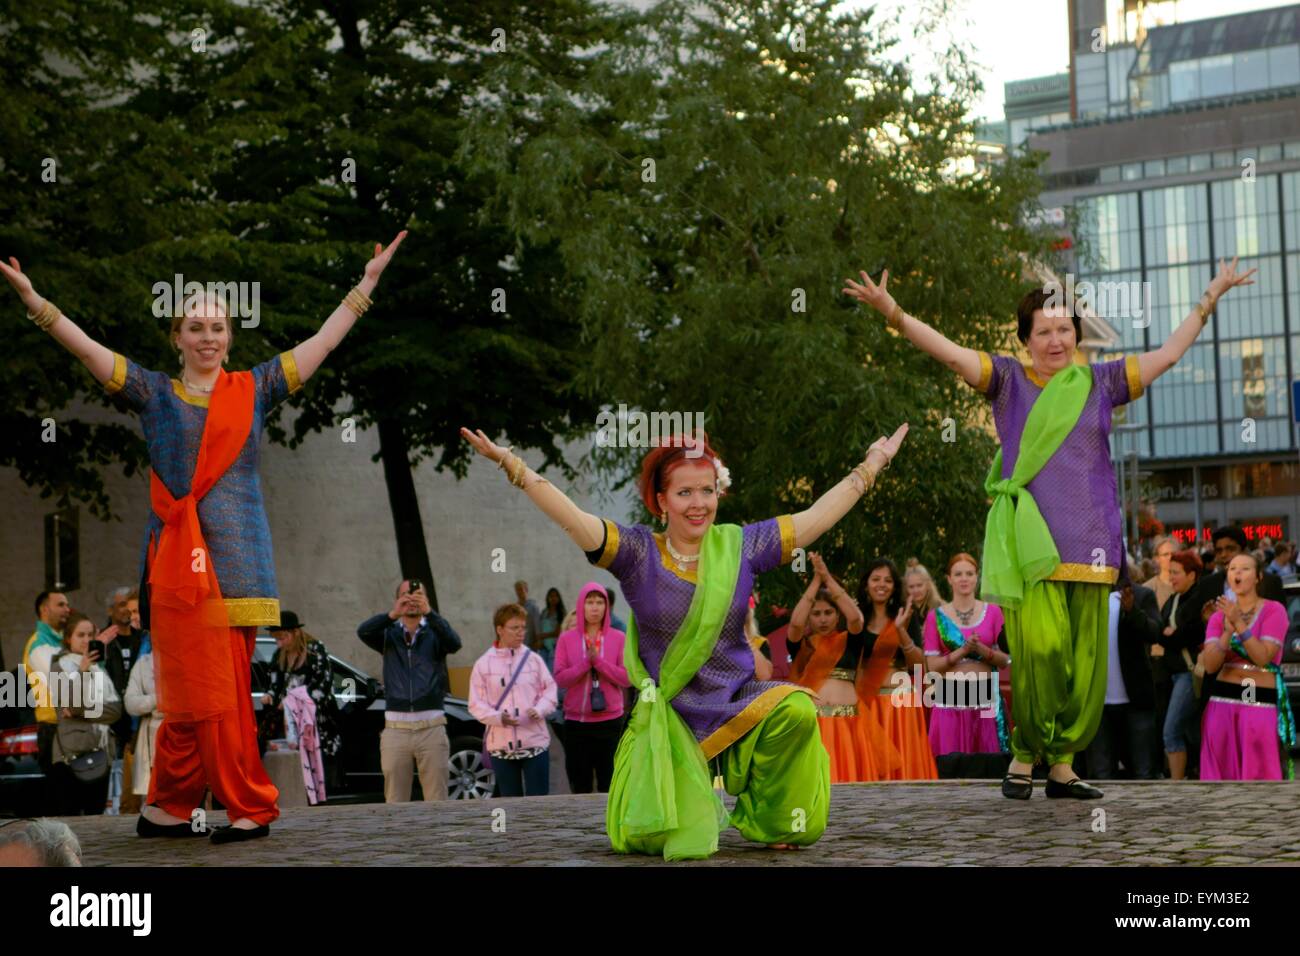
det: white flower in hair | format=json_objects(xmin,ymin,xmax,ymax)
[{"xmin": 714, "ymin": 458, "xmax": 732, "ymax": 493}]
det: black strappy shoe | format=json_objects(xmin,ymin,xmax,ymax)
[
  {"xmin": 1001, "ymin": 772, "xmax": 1033, "ymax": 800},
  {"xmin": 136, "ymin": 807, "xmax": 208, "ymax": 838},
  {"xmin": 1045, "ymin": 776, "xmax": 1104, "ymax": 799}
]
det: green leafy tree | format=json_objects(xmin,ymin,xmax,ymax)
[{"xmin": 460, "ymin": 0, "xmax": 1063, "ymax": 609}]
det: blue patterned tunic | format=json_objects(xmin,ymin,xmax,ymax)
[{"xmin": 105, "ymin": 351, "xmax": 301, "ymax": 626}]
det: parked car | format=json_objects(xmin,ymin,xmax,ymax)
[{"xmin": 1, "ymin": 639, "xmax": 495, "ymax": 815}]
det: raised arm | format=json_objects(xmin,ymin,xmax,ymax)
[
  {"xmin": 789, "ymin": 423, "xmax": 908, "ymax": 550},
  {"xmin": 291, "ymin": 231, "xmax": 407, "ymax": 385},
  {"xmin": 460, "ymin": 427, "xmax": 605, "ymax": 552},
  {"xmin": 1, "ymin": 256, "xmax": 115, "ymax": 383},
  {"xmin": 810, "ymin": 552, "xmax": 865, "ymax": 634},
  {"xmin": 843, "ymin": 269, "xmax": 983, "ymax": 387},
  {"xmin": 1137, "ymin": 257, "xmax": 1256, "ymax": 390}
]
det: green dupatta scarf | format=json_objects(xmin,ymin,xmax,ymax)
[
  {"xmin": 605, "ymin": 523, "xmax": 742, "ymax": 861},
  {"xmin": 979, "ymin": 364, "xmax": 1093, "ymax": 610}
]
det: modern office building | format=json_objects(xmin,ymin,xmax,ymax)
[{"xmin": 1023, "ymin": 0, "xmax": 1300, "ymax": 549}]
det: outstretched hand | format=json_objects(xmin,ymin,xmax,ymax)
[
  {"xmin": 867, "ymin": 422, "xmax": 909, "ymax": 469},
  {"xmin": 364, "ymin": 231, "xmax": 409, "ymax": 282},
  {"xmin": 460, "ymin": 427, "xmax": 509, "ymax": 465},
  {"xmin": 1207, "ymin": 256, "xmax": 1256, "ymax": 301},
  {"xmin": 842, "ymin": 269, "xmax": 897, "ymax": 317},
  {"xmin": 0, "ymin": 256, "xmax": 38, "ymax": 310}
]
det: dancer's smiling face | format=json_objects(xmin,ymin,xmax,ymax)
[
  {"xmin": 864, "ymin": 567, "xmax": 894, "ymax": 606},
  {"xmin": 172, "ymin": 294, "xmax": 231, "ymax": 378},
  {"xmin": 947, "ymin": 559, "xmax": 978, "ymax": 598},
  {"xmin": 810, "ymin": 597, "xmax": 838, "ymax": 635},
  {"xmin": 657, "ymin": 459, "xmax": 718, "ymax": 545},
  {"xmin": 1025, "ymin": 305, "xmax": 1077, "ymax": 376}
]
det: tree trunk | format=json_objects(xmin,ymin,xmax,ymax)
[{"xmin": 377, "ymin": 418, "xmax": 438, "ymax": 611}]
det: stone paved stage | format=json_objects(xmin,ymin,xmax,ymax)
[{"xmin": 53, "ymin": 779, "xmax": 1300, "ymax": 867}]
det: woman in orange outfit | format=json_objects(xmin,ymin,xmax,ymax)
[
  {"xmin": 855, "ymin": 558, "xmax": 938, "ymax": 780},
  {"xmin": 2, "ymin": 232, "xmax": 407, "ymax": 843},
  {"xmin": 788, "ymin": 553, "xmax": 900, "ymax": 781}
]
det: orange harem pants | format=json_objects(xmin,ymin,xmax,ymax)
[{"xmin": 147, "ymin": 626, "xmax": 280, "ymax": 825}]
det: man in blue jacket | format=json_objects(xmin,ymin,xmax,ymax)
[{"xmin": 358, "ymin": 579, "xmax": 462, "ymax": 802}]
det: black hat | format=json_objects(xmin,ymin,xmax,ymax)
[{"xmin": 267, "ymin": 610, "xmax": 303, "ymax": 632}]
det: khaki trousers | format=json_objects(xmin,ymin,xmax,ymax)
[{"xmin": 381, "ymin": 719, "xmax": 449, "ymax": 802}]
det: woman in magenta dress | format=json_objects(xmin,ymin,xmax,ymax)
[
  {"xmin": 1199, "ymin": 554, "xmax": 1296, "ymax": 780},
  {"xmin": 922, "ymin": 553, "xmax": 1009, "ymax": 760}
]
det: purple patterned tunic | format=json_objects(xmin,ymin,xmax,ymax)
[
  {"xmin": 590, "ymin": 516, "xmax": 802, "ymax": 757},
  {"xmin": 973, "ymin": 352, "xmax": 1143, "ymax": 586}
]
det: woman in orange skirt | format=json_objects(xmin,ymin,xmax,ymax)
[
  {"xmin": 789, "ymin": 553, "xmax": 900, "ymax": 782},
  {"xmin": 855, "ymin": 558, "xmax": 938, "ymax": 780}
]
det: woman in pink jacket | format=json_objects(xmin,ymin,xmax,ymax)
[
  {"xmin": 553, "ymin": 582, "xmax": 629, "ymax": 793},
  {"xmin": 469, "ymin": 604, "xmax": 558, "ymax": 797}
]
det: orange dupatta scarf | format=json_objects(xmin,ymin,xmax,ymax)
[
  {"xmin": 147, "ymin": 369, "xmax": 256, "ymax": 723},
  {"xmin": 789, "ymin": 621, "xmax": 901, "ymax": 703}
]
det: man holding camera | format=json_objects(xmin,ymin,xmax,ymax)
[{"xmin": 358, "ymin": 579, "xmax": 462, "ymax": 802}]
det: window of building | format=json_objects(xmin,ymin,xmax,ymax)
[
  {"xmin": 1144, "ymin": 159, "xmax": 1166, "ymax": 178},
  {"xmin": 1259, "ymin": 144, "xmax": 1282, "ymax": 164},
  {"xmin": 1074, "ymin": 193, "xmax": 1141, "ymax": 273},
  {"xmin": 1286, "ymin": 142, "xmax": 1300, "ymax": 160},
  {"xmin": 1200, "ymin": 54, "xmax": 1235, "ymax": 99},
  {"xmin": 1142, "ymin": 186, "xmax": 1210, "ymax": 266},
  {"xmin": 1268, "ymin": 44, "xmax": 1300, "ymax": 88},
  {"xmin": 1234, "ymin": 49, "xmax": 1270, "ymax": 94},
  {"xmin": 1212, "ymin": 177, "xmax": 1280, "ymax": 258},
  {"xmin": 1122, "ymin": 162, "xmax": 1143, "ymax": 181},
  {"xmin": 1189, "ymin": 153, "xmax": 1212, "ymax": 172},
  {"xmin": 1099, "ymin": 165, "xmax": 1121, "ymax": 184},
  {"xmin": 1169, "ymin": 59, "xmax": 1199, "ymax": 103},
  {"xmin": 1166, "ymin": 155, "xmax": 1190, "ymax": 175}
]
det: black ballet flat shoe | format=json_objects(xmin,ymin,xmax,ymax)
[
  {"xmin": 210, "ymin": 823, "xmax": 270, "ymax": 845},
  {"xmin": 136, "ymin": 813, "xmax": 208, "ymax": 838},
  {"xmin": 1001, "ymin": 773, "xmax": 1033, "ymax": 800},
  {"xmin": 1045, "ymin": 777, "xmax": 1104, "ymax": 799}
]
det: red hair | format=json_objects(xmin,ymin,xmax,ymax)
[
  {"xmin": 638, "ymin": 431, "xmax": 723, "ymax": 518},
  {"xmin": 946, "ymin": 552, "xmax": 979, "ymax": 575}
]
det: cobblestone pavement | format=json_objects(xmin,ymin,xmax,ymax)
[{"xmin": 60, "ymin": 781, "xmax": 1300, "ymax": 866}]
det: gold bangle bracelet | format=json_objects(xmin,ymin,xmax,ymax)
[
  {"xmin": 27, "ymin": 300, "xmax": 61, "ymax": 331},
  {"xmin": 886, "ymin": 302, "xmax": 905, "ymax": 332}
]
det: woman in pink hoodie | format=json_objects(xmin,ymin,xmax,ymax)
[
  {"xmin": 469, "ymin": 604, "xmax": 558, "ymax": 797},
  {"xmin": 553, "ymin": 582, "xmax": 629, "ymax": 793}
]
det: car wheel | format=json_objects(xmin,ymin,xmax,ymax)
[{"xmin": 447, "ymin": 737, "xmax": 494, "ymax": 799}]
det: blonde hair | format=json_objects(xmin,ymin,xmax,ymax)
[
  {"xmin": 903, "ymin": 560, "xmax": 942, "ymax": 612},
  {"xmin": 274, "ymin": 627, "xmax": 311, "ymax": 670}
]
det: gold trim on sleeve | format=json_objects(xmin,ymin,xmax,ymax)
[
  {"xmin": 974, "ymin": 351, "xmax": 993, "ymax": 393},
  {"xmin": 1022, "ymin": 363, "xmax": 1049, "ymax": 389},
  {"xmin": 1125, "ymin": 354, "xmax": 1144, "ymax": 402},
  {"xmin": 280, "ymin": 350, "xmax": 302, "ymax": 394},
  {"xmin": 594, "ymin": 519, "xmax": 621, "ymax": 570},
  {"xmin": 105, "ymin": 353, "xmax": 128, "ymax": 395},
  {"xmin": 777, "ymin": 514, "xmax": 796, "ymax": 565},
  {"xmin": 1046, "ymin": 563, "xmax": 1120, "ymax": 585},
  {"xmin": 699, "ymin": 684, "xmax": 806, "ymax": 759}
]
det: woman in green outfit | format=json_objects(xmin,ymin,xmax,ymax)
[
  {"xmin": 844, "ymin": 258, "xmax": 1255, "ymax": 798},
  {"xmin": 459, "ymin": 424, "xmax": 907, "ymax": 859}
]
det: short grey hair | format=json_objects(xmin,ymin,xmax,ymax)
[
  {"xmin": 106, "ymin": 585, "xmax": 135, "ymax": 608},
  {"xmin": 0, "ymin": 818, "xmax": 83, "ymax": 866}
]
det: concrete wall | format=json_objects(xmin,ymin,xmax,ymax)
[{"xmin": 1, "ymin": 399, "xmax": 634, "ymax": 682}]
